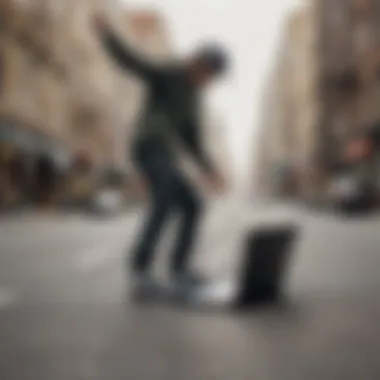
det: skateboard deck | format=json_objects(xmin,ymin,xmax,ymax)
[{"xmin": 132, "ymin": 278, "xmax": 237, "ymax": 309}]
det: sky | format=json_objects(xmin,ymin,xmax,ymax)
[{"xmin": 121, "ymin": 0, "xmax": 301, "ymax": 186}]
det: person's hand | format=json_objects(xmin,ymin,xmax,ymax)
[
  {"xmin": 92, "ymin": 12, "xmax": 108, "ymax": 32},
  {"xmin": 203, "ymin": 171, "xmax": 227, "ymax": 195}
]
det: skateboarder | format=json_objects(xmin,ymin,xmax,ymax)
[{"xmin": 93, "ymin": 14, "xmax": 228, "ymax": 297}]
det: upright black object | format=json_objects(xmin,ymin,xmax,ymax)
[{"xmin": 235, "ymin": 226, "xmax": 297, "ymax": 309}]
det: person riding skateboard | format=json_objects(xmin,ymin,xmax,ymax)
[{"xmin": 93, "ymin": 13, "xmax": 229, "ymax": 298}]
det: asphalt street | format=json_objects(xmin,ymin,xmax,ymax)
[{"xmin": 1, "ymin": 199, "xmax": 380, "ymax": 380}]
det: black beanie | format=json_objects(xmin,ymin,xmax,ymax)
[{"xmin": 195, "ymin": 44, "xmax": 229, "ymax": 74}]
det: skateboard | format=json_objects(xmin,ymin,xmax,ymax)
[{"xmin": 131, "ymin": 277, "xmax": 237, "ymax": 309}]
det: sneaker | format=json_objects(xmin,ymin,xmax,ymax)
[
  {"xmin": 170, "ymin": 270, "xmax": 209, "ymax": 300},
  {"xmin": 130, "ymin": 272, "xmax": 161, "ymax": 301}
]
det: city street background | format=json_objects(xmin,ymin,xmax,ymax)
[{"xmin": 2, "ymin": 0, "xmax": 380, "ymax": 379}]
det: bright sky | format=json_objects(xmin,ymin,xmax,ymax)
[{"xmin": 122, "ymin": 0, "xmax": 301, "ymax": 186}]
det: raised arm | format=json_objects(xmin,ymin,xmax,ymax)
[{"xmin": 94, "ymin": 15, "xmax": 162, "ymax": 83}]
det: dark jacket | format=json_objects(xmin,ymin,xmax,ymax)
[{"xmin": 101, "ymin": 27, "xmax": 213, "ymax": 173}]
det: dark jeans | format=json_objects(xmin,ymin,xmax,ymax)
[{"xmin": 131, "ymin": 140, "xmax": 203, "ymax": 276}]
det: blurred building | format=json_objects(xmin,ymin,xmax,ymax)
[
  {"xmin": 256, "ymin": 50, "xmax": 290, "ymax": 197},
  {"xmin": 288, "ymin": 2, "xmax": 319, "ymax": 199},
  {"xmin": 256, "ymin": 3, "xmax": 319, "ymax": 199},
  {"xmin": 257, "ymin": 0, "xmax": 380, "ymax": 200},
  {"xmin": 317, "ymin": 0, "xmax": 380, "ymax": 191},
  {"xmin": 0, "ymin": 0, "xmax": 173, "ymax": 206}
]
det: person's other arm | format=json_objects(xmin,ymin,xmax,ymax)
[
  {"xmin": 182, "ymin": 117, "xmax": 214, "ymax": 174},
  {"xmin": 182, "ymin": 119, "xmax": 226, "ymax": 193},
  {"xmin": 94, "ymin": 16, "xmax": 162, "ymax": 83}
]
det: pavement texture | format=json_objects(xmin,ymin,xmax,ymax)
[{"xmin": 1, "ymin": 199, "xmax": 380, "ymax": 380}]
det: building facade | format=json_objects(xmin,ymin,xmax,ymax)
[
  {"xmin": 0, "ymin": 0, "xmax": 174, "ymax": 206},
  {"xmin": 0, "ymin": 1, "xmax": 173, "ymax": 165},
  {"xmin": 257, "ymin": 0, "xmax": 380, "ymax": 200},
  {"xmin": 317, "ymin": 0, "xmax": 380, "ymax": 188},
  {"xmin": 256, "ymin": 3, "xmax": 319, "ymax": 199},
  {"xmin": 256, "ymin": 52, "xmax": 290, "ymax": 197}
]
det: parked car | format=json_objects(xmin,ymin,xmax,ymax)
[{"xmin": 328, "ymin": 174, "xmax": 377, "ymax": 215}]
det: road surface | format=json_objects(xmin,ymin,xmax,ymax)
[{"xmin": 1, "ymin": 200, "xmax": 380, "ymax": 380}]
